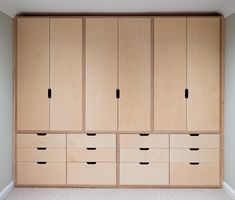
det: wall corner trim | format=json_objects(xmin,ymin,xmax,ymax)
[
  {"xmin": 0, "ymin": 181, "xmax": 14, "ymax": 200},
  {"xmin": 224, "ymin": 182, "xmax": 235, "ymax": 199}
]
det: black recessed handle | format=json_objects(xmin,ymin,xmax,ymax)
[
  {"xmin": 116, "ymin": 89, "xmax": 120, "ymax": 99},
  {"xmin": 37, "ymin": 147, "xmax": 47, "ymax": 150},
  {"xmin": 48, "ymin": 88, "xmax": 52, "ymax": 99},
  {"xmin": 37, "ymin": 133, "xmax": 47, "ymax": 136},
  {"xmin": 185, "ymin": 89, "xmax": 189, "ymax": 99},
  {"xmin": 37, "ymin": 161, "xmax": 47, "ymax": 165},
  {"xmin": 87, "ymin": 162, "xmax": 97, "ymax": 165},
  {"xmin": 139, "ymin": 148, "xmax": 149, "ymax": 151},
  {"xmin": 87, "ymin": 133, "xmax": 96, "ymax": 136},
  {"xmin": 189, "ymin": 162, "xmax": 199, "ymax": 165},
  {"xmin": 139, "ymin": 133, "xmax": 149, "ymax": 136},
  {"xmin": 189, "ymin": 148, "xmax": 199, "ymax": 151},
  {"xmin": 190, "ymin": 133, "xmax": 200, "ymax": 136},
  {"xmin": 139, "ymin": 162, "xmax": 149, "ymax": 165},
  {"xmin": 87, "ymin": 148, "xmax": 96, "ymax": 150}
]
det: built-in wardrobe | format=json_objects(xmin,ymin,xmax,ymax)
[{"xmin": 15, "ymin": 15, "xmax": 223, "ymax": 187}]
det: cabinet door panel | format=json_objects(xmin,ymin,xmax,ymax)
[
  {"xmin": 50, "ymin": 18, "xmax": 83, "ymax": 131},
  {"xmin": 86, "ymin": 18, "xmax": 118, "ymax": 131},
  {"xmin": 187, "ymin": 18, "xmax": 220, "ymax": 131},
  {"xmin": 119, "ymin": 18, "xmax": 151, "ymax": 131},
  {"xmin": 17, "ymin": 18, "xmax": 49, "ymax": 131},
  {"xmin": 154, "ymin": 17, "xmax": 186, "ymax": 131}
]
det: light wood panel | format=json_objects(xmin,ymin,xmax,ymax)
[
  {"xmin": 119, "ymin": 18, "xmax": 151, "ymax": 131},
  {"xmin": 86, "ymin": 18, "xmax": 118, "ymax": 131},
  {"xmin": 154, "ymin": 17, "xmax": 186, "ymax": 131},
  {"xmin": 50, "ymin": 18, "xmax": 83, "ymax": 131},
  {"xmin": 17, "ymin": 18, "xmax": 49, "ymax": 130},
  {"xmin": 187, "ymin": 17, "xmax": 220, "ymax": 131}
]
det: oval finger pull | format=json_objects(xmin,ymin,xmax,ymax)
[
  {"xmin": 139, "ymin": 162, "xmax": 149, "ymax": 165},
  {"xmin": 87, "ymin": 133, "xmax": 96, "ymax": 136},
  {"xmin": 87, "ymin": 162, "xmax": 97, "ymax": 165},
  {"xmin": 37, "ymin": 161, "xmax": 47, "ymax": 165},
  {"xmin": 189, "ymin": 162, "xmax": 199, "ymax": 165},
  {"xmin": 37, "ymin": 133, "xmax": 47, "ymax": 136},
  {"xmin": 87, "ymin": 148, "xmax": 96, "ymax": 150},
  {"xmin": 189, "ymin": 148, "xmax": 199, "ymax": 151},
  {"xmin": 139, "ymin": 148, "xmax": 149, "ymax": 151},
  {"xmin": 189, "ymin": 133, "xmax": 199, "ymax": 137},
  {"xmin": 37, "ymin": 147, "xmax": 47, "ymax": 150},
  {"xmin": 139, "ymin": 133, "xmax": 149, "ymax": 136}
]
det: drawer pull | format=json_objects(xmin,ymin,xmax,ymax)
[
  {"xmin": 37, "ymin": 133, "xmax": 47, "ymax": 136},
  {"xmin": 87, "ymin": 133, "xmax": 96, "ymax": 136},
  {"xmin": 87, "ymin": 162, "xmax": 97, "ymax": 165},
  {"xmin": 139, "ymin": 133, "xmax": 149, "ymax": 136},
  {"xmin": 139, "ymin": 162, "xmax": 149, "ymax": 165},
  {"xmin": 189, "ymin": 148, "xmax": 199, "ymax": 151},
  {"xmin": 189, "ymin": 162, "xmax": 199, "ymax": 165},
  {"xmin": 139, "ymin": 148, "xmax": 149, "ymax": 151},
  {"xmin": 87, "ymin": 148, "xmax": 96, "ymax": 150},
  {"xmin": 189, "ymin": 133, "xmax": 200, "ymax": 136},
  {"xmin": 37, "ymin": 147, "xmax": 47, "ymax": 150},
  {"xmin": 37, "ymin": 161, "xmax": 47, "ymax": 165}
]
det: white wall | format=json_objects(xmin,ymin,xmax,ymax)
[
  {"xmin": 225, "ymin": 13, "xmax": 235, "ymax": 190},
  {"xmin": 0, "ymin": 11, "xmax": 13, "ymax": 191}
]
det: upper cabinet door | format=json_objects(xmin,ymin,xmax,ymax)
[
  {"xmin": 50, "ymin": 18, "xmax": 83, "ymax": 131},
  {"xmin": 17, "ymin": 18, "xmax": 49, "ymax": 131},
  {"xmin": 119, "ymin": 18, "xmax": 151, "ymax": 132},
  {"xmin": 86, "ymin": 18, "xmax": 118, "ymax": 131},
  {"xmin": 187, "ymin": 17, "xmax": 220, "ymax": 132},
  {"xmin": 154, "ymin": 17, "xmax": 187, "ymax": 132}
]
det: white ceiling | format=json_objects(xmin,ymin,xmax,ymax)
[{"xmin": 0, "ymin": 0, "xmax": 235, "ymax": 18}]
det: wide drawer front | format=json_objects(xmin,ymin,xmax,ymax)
[
  {"xmin": 120, "ymin": 134, "xmax": 169, "ymax": 148},
  {"xmin": 17, "ymin": 148, "xmax": 66, "ymax": 162},
  {"xmin": 120, "ymin": 163, "xmax": 169, "ymax": 185},
  {"xmin": 17, "ymin": 162, "xmax": 66, "ymax": 185},
  {"xmin": 67, "ymin": 134, "xmax": 116, "ymax": 148},
  {"xmin": 67, "ymin": 163, "xmax": 116, "ymax": 185},
  {"xmin": 67, "ymin": 148, "xmax": 116, "ymax": 162},
  {"xmin": 170, "ymin": 149, "xmax": 219, "ymax": 163},
  {"xmin": 120, "ymin": 149, "xmax": 169, "ymax": 162},
  {"xmin": 170, "ymin": 134, "xmax": 220, "ymax": 148},
  {"xmin": 17, "ymin": 134, "xmax": 66, "ymax": 147},
  {"xmin": 170, "ymin": 163, "xmax": 220, "ymax": 186}
]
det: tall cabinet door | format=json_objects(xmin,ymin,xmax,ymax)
[
  {"xmin": 187, "ymin": 17, "xmax": 220, "ymax": 132},
  {"xmin": 154, "ymin": 17, "xmax": 187, "ymax": 131},
  {"xmin": 50, "ymin": 18, "xmax": 83, "ymax": 131},
  {"xmin": 17, "ymin": 18, "xmax": 49, "ymax": 131},
  {"xmin": 86, "ymin": 18, "xmax": 118, "ymax": 131},
  {"xmin": 119, "ymin": 18, "xmax": 151, "ymax": 132}
]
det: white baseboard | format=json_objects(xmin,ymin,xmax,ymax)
[
  {"xmin": 224, "ymin": 182, "xmax": 235, "ymax": 200},
  {"xmin": 0, "ymin": 181, "xmax": 14, "ymax": 200}
]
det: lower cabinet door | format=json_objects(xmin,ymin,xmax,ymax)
[
  {"xmin": 120, "ymin": 163, "xmax": 169, "ymax": 185},
  {"xmin": 67, "ymin": 163, "xmax": 116, "ymax": 185},
  {"xmin": 17, "ymin": 162, "xmax": 66, "ymax": 185},
  {"xmin": 170, "ymin": 163, "xmax": 220, "ymax": 186}
]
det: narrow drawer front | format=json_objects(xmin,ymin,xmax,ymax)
[
  {"xmin": 67, "ymin": 148, "xmax": 116, "ymax": 162},
  {"xmin": 170, "ymin": 163, "xmax": 220, "ymax": 186},
  {"xmin": 120, "ymin": 134, "xmax": 169, "ymax": 148},
  {"xmin": 67, "ymin": 163, "xmax": 116, "ymax": 185},
  {"xmin": 170, "ymin": 134, "xmax": 219, "ymax": 148},
  {"xmin": 120, "ymin": 149, "xmax": 169, "ymax": 162},
  {"xmin": 120, "ymin": 163, "xmax": 169, "ymax": 185},
  {"xmin": 67, "ymin": 134, "xmax": 116, "ymax": 148},
  {"xmin": 17, "ymin": 162, "xmax": 66, "ymax": 185},
  {"xmin": 17, "ymin": 134, "xmax": 66, "ymax": 147},
  {"xmin": 17, "ymin": 148, "xmax": 66, "ymax": 162},
  {"xmin": 170, "ymin": 149, "xmax": 219, "ymax": 163}
]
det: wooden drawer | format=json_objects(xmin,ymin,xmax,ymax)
[
  {"xmin": 67, "ymin": 163, "xmax": 116, "ymax": 185},
  {"xmin": 17, "ymin": 134, "xmax": 66, "ymax": 147},
  {"xmin": 67, "ymin": 148, "xmax": 116, "ymax": 162},
  {"xmin": 170, "ymin": 163, "xmax": 220, "ymax": 186},
  {"xmin": 17, "ymin": 148, "xmax": 66, "ymax": 162},
  {"xmin": 120, "ymin": 134, "xmax": 169, "ymax": 148},
  {"xmin": 120, "ymin": 163, "xmax": 169, "ymax": 185},
  {"xmin": 17, "ymin": 162, "xmax": 66, "ymax": 185},
  {"xmin": 170, "ymin": 134, "xmax": 219, "ymax": 148},
  {"xmin": 67, "ymin": 134, "xmax": 116, "ymax": 148},
  {"xmin": 120, "ymin": 148, "xmax": 169, "ymax": 162},
  {"xmin": 170, "ymin": 149, "xmax": 219, "ymax": 163}
]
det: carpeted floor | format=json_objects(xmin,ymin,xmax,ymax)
[{"xmin": 6, "ymin": 188, "xmax": 233, "ymax": 200}]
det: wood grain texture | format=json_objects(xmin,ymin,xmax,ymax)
[
  {"xmin": 86, "ymin": 18, "xmax": 118, "ymax": 131},
  {"xmin": 154, "ymin": 17, "xmax": 186, "ymax": 131},
  {"xmin": 50, "ymin": 18, "xmax": 83, "ymax": 131},
  {"xmin": 119, "ymin": 18, "xmax": 151, "ymax": 131},
  {"xmin": 187, "ymin": 17, "xmax": 220, "ymax": 131},
  {"xmin": 17, "ymin": 18, "xmax": 49, "ymax": 131}
]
